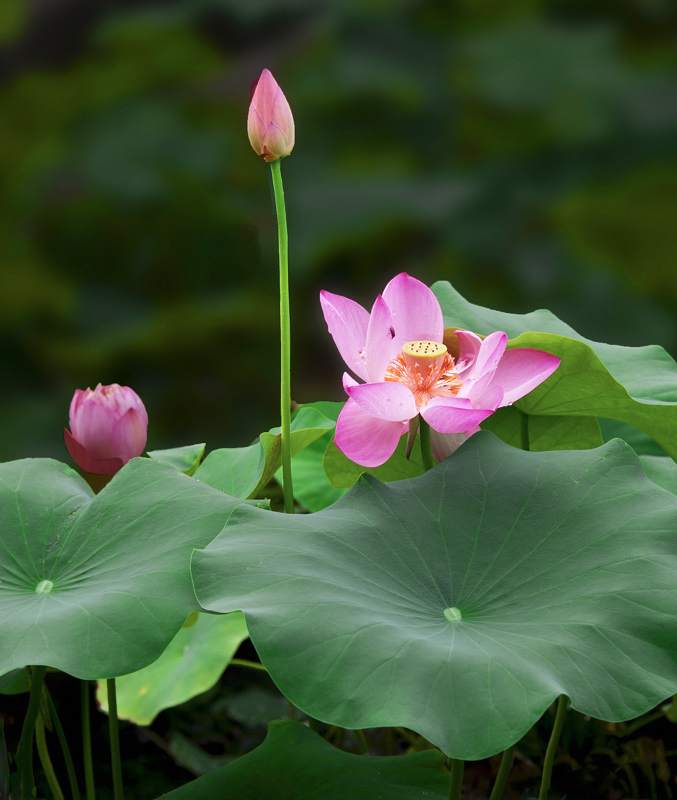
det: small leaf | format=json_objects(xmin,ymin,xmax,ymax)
[
  {"xmin": 148, "ymin": 443, "xmax": 206, "ymax": 476},
  {"xmin": 97, "ymin": 612, "xmax": 249, "ymax": 725}
]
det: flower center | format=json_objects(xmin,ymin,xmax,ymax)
[{"xmin": 384, "ymin": 340, "xmax": 462, "ymax": 408}]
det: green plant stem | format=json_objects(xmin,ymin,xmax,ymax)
[
  {"xmin": 270, "ymin": 158, "xmax": 294, "ymax": 515},
  {"xmin": 106, "ymin": 679, "xmax": 124, "ymax": 800},
  {"xmin": 448, "ymin": 758, "xmax": 464, "ymax": 800},
  {"xmin": 308, "ymin": 716, "xmax": 322, "ymax": 734},
  {"xmin": 45, "ymin": 688, "xmax": 81, "ymax": 800},
  {"xmin": 539, "ymin": 695, "xmax": 569, "ymax": 800},
  {"xmin": 230, "ymin": 658, "xmax": 268, "ymax": 672},
  {"xmin": 489, "ymin": 744, "xmax": 515, "ymax": 800},
  {"xmin": 353, "ymin": 729, "xmax": 369, "ymax": 755},
  {"xmin": 16, "ymin": 665, "xmax": 47, "ymax": 799},
  {"xmin": 419, "ymin": 417, "xmax": 435, "ymax": 471},
  {"xmin": 81, "ymin": 681, "xmax": 95, "ymax": 800},
  {"xmin": 520, "ymin": 409, "xmax": 530, "ymax": 451},
  {"xmin": 35, "ymin": 714, "xmax": 64, "ymax": 800}
]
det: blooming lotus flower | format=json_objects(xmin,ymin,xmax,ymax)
[
  {"xmin": 248, "ymin": 68, "xmax": 295, "ymax": 162},
  {"xmin": 320, "ymin": 273, "xmax": 561, "ymax": 467},
  {"xmin": 64, "ymin": 383, "xmax": 148, "ymax": 474}
]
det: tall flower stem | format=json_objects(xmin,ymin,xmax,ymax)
[
  {"xmin": 106, "ymin": 679, "xmax": 125, "ymax": 800},
  {"xmin": 270, "ymin": 158, "xmax": 294, "ymax": 514},
  {"xmin": 81, "ymin": 681, "xmax": 95, "ymax": 800},
  {"xmin": 448, "ymin": 758, "xmax": 464, "ymax": 800},
  {"xmin": 538, "ymin": 695, "xmax": 568, "ymax": 800},
  {"xmin": 16, "ymin": 665, "xmax": 47, "ymax": 799},
  {"xmin": 489, "ymin": 744, "xmax": 515, "ymax": 800},
  {"xmin": 419, "ymin": 417, "xmax": 435, "ymax": 472},
  {"xmin": 519, "ymin": 409, "xmax": 530, "ymax": 451}
]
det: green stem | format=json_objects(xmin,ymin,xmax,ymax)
[
  {"xmin": 229, "ymin": 658, "xmax": 268, "ymax": 672},
  {"xmin": 539, "ymin": 695, "xmax": 568, "ymax": 800},
  {"xmin": 45, "ymin": 688, "xmax": 81, "ymax": 800},
  {"xmin": 308, "ymin": 716, "xmax": 322, "ymax": 734},
  {"xmin": 35, "ymin": 714, "xmax": 64, "ymax": 800},
  {"xmin": 520, "ymin": 409, "xmax": 530, "ymax": 451},
  {"xmin": 270, "ymin": 158, "xmax": 294, "ymax": 515},
  {"xmin": 448, "ymin": 758, "xmax": 464, "ymax": 800},
  {"xmin": 16, "ymin": 665, "xmax": 47, "ymax": 799},
  {"xmin": 419, "ymin": 417, "xmax": 435, "ymax": 472},
  {"xmin": 106, "ymin": 679, "xmax": 124, "ymax": 800},
  {"xmin": 489, "ymin": 744, "xmax": 515, "ymax": 800},
  {"xmin": 353, "ymin": 729, "xmax": 369, "ymax": 755},
  {"xmin": 81, "ymin": 681, "xmax": 95, "ymax": 800}
]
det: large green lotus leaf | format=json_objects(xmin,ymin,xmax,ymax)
[
  {"xmin": 194, "ymin": 407, "xmax": 335, "ymax": 499},
  {"xmin": 96, "ymin": 612, "xmax": 248, "ymax": 725},
  {"xmin": 157, "ymin": 719, "xmax": 448, "ymax": 800},
  {"xmin": 0, "ymin": 458, "xmax": 247, "ymax": 680},
  {"xmin": 193, "ymin": 432, "xmax": 677, "ymax": 760},
  {"xmin": 434, "ymin": 282, "xmax": 677, "ymax": 458}
]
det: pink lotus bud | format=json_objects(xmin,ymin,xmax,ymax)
[
  {"xmin": 63, "ymin": 383, "xmax": 148, "ymax": 474},
  {"xmin": 247, "ymin": 68, "xmax": 295, "ymax": 162}
]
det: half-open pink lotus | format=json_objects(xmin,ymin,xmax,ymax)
[
  {"xmin": 64, "ymin": 383, "xmax": 148, "ymax": 474},
  {"xmin": 320, "ymin": 273, "xmax": 561, "ymax": 467}
]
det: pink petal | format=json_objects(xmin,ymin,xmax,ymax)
[
  {"xmin": 320, "ymin": 290, "xmax": 370, "ymax": 381},
  {"xmin": 382, "ymin": 273, "xmax": 444, "ymax": 349},
  {"xmin": 429, "ymin": 429, "xmax": 466, "ymax": 462},
  {"xmin": 109, "ymin": 408, "xmax": 147, "ymax": 464},
  {"xmin": 250, "ymin": 69, "xmax": 279, "ymax": 121},
  {"xmin": 342, "ymin": 372, "xmax": 359, "ymax": 392},
  {"xmin": 454, "ymin": 330, "xmax": 483, "ymax": 376},
  {"xmin": 70, "ymin": 400, "xmax": 117, "ymax": 459},
  {"xmin": 470, "ymin": 384, "xmax": 504, "ymax": 410},
  {"xmin": 421, "ymin": 396, "xmax": 495, "ymax": 434},
  {"xmin": 335, "ymin": 399, "xmax": 406, "ymax": 468},
  {"xmin": 64, "ymin": 429, "xmax": 124, "ymax": 475},
  {"xmin": 347, "ymin": 381, "xmax": 417, "ymax": 422},
  {"xmin": 365, "ymin": 295, "xmax": 397, "ymax": 382},
  {"xmin": 247, "ymin": 105, "xmax": 267, "ymax": 154},
  {"xmin": 490, "ymin": 348, "xmax": 562, "ymax": 406},
  {"xmin": 261, "ymin": 120, "xmax": 293, "ymax": 159}
]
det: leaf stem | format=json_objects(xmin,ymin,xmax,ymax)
[
  {"xmin": 419, "ymin": 417, "xmax": 435, "ymax": 472},
  {"xmin": 448, "ymin": 758, "xmax": 464, "ymax": 800},
  {"xmin": 519, "ymin": 409, "xmax": 530, "ymax": 451},
  {"xmin": 229, "ymin": 658, "xmax": 267, "ymax": 672},
  {"xmin": 16, "ymin": 665, "xmax": 47, "ymax": 799},
  {"xmin": 44, "ymin": 687, "xmax": 81, "ymax": 800},
  {"xmin": 35, "ymin": 714, "xmax": 64, "ymax": 800},
  {"xmin": 81, "ymin": 681, "xmax": 95, "ymax": 800},
  {"xmin": 489, "ymin": 744, "xmax": 515, "ymax": 800},
  {"xmin": 106, "ymin": 679, "xmax": 125, "ymax": 800},
  {"xmin": 353, "ymin": 729, "xmax": 369, "ymax": 755},
  {"xmin": 539, "ymin": 695, "xmax": 568, "ymax": 800},
  {"xmin": 270, "ymin": 158, "xmax": 294, "ymax": 514}
]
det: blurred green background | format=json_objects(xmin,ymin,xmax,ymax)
[{"xmin": 1, "ymin": 0, "xmax": 676, "ymax": 462}]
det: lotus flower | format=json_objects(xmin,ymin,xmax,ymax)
[
  {"xmin": 64, "ymin": 383, "xmax": 148, "ymax": 474},
  {"xmin": 320, "ymin": 273, "xmax": 561, "ymax": 467},
  {"xmin": 248, "ymin": 68, "xmax": 295, "ymax": 162}
]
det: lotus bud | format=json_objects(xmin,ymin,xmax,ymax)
[
  {"xmin": 64, "ymin": 383, "xmax": 148, "ymax": 474},
  {"xmin": 248, "ymin": 68, "xmax": 295, "ymax": 162}
]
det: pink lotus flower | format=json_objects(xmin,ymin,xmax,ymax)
[
  {"xmin": 320, "ymin": 273, "xmax": 561, "ymax": 467},
  {"xmin": 248, "ymin": 69, "xmax": 295, "ymax": 162},
  {"xmin": 64, "ymin": 383, "xmax": 148, "ymax": 474}
]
